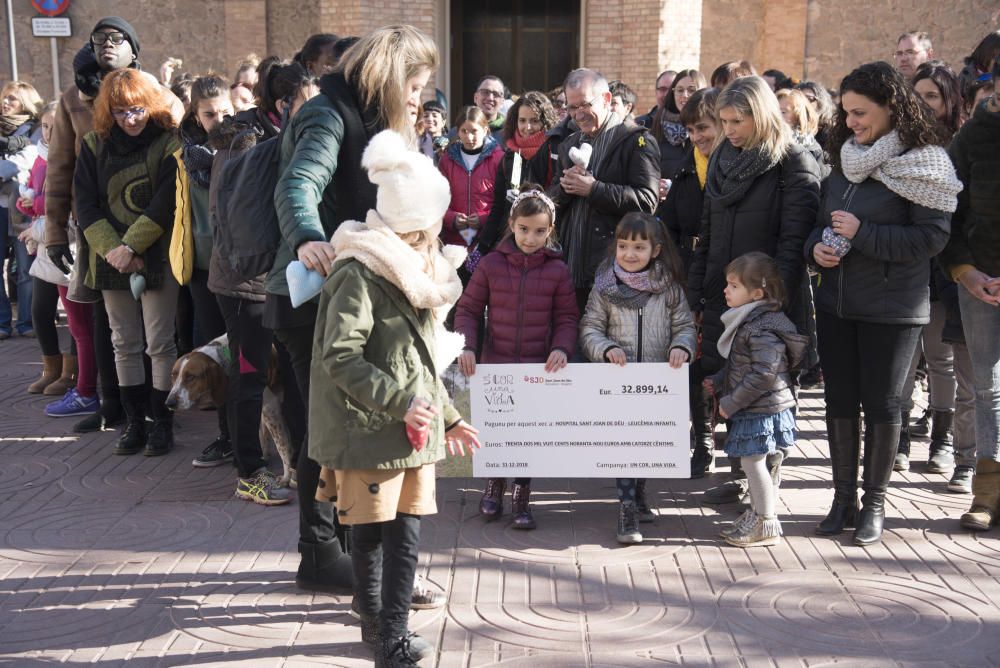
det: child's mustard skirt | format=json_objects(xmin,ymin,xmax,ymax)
[{"xmin": 316, "ymin": 465, "xmax": 437, "ymax": 525}]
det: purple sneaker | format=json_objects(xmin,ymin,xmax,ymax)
[{"xmin": 45, "ymin": 388, "xmax": 100, "ymax": 418}]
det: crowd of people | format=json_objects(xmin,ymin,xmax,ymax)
[{"xmin": 1, "ymin": 16, "xmax": 999, "ymax": 666}]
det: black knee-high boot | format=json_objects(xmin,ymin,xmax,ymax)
[
  {"xmin": 376, "ymin": 513, "xmax": 424, "ymax": 668},
  {"xmin": 816, "ymin": 417, "xmax": 860, "ymax": 535},
  {"xmin": 854, "ymin": 423, "xmax": 899, "ymax": 546}
]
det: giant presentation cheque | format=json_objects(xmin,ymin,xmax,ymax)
[{"xmin": 470, "ymin": 363, "xmax": 690, "ymax": 478}]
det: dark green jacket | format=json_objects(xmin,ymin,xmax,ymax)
[
  {"xmin": 940, "ymin": 100, "xmax": 1000, "ymax": 279},
  {"xmin": 269, "ymin": 72, "xmax": 379, "ymax": 296},
  {"xmin": 308, "ymin": 258, "xmax": 462, "ymax": 470}
]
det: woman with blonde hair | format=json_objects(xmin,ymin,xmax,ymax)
[
  {"xmin": 1, "ymin": 80, "xmax": 45, "ymax": 339},
  {"xmin": 687, "ymin": 75, "xmax": 822, "ymax": 502},
  {"xmin": 268, "ymin": 25, "xmax": 444, "ymax": 649},
  {"xmin": 73, "ymin": 69, "xmax": 181, "ymax": 457}
]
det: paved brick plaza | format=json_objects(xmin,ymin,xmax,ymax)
[{"xmin": 1, "ymin": 331, "xmax": 999, "ymax": 667}]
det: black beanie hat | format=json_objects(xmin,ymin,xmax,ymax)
[{"xmin": 92, "ymin": 16, "xmax": 140, "ymax": 56}]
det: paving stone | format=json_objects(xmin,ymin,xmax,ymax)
[{"xmin": 2, "ymin": 333, "xmax": 1000, "ymax": 665}]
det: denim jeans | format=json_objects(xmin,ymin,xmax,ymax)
[
  {"xmin": 0, "ymin": 209, "xmax": 34, "ymax": 334},
  {"xmin": 958, "ymin": 289, "xmax": 1000, "ymax": 462}
]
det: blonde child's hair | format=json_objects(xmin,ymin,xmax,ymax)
[
  {"xmin": 725, "ymin": 251, "xmax": 786, "ymax": 305},
  {"xmin": 776, "ymin": 88, "xmax": 819, "ymax": 136},
  {"xmin": 398, "ymin": 229, "xmax": 440, "ymax": 278}
]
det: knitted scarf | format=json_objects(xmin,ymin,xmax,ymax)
[
  {"xmin": 660, "ymin": 116, "xmax": 688, "ymax": 147},
  {"xmin": 717, "ymin": 300, "xmax": 766, "ymax": 359},
  {"xmin": 0, "ymin": 114, "xmax": 31, "ymax": 136},
  {"xmin": 506, "ymin": 130, "xmax": 546, "ymax": 160},
  {"xmin": 592, "ymin": 259, "xmax": 673, "ymax": 307},
  {"xmin": 180, "ymin": 123, "xmax": 215, "ymax": 189},
  {"xmin": 705, "ymin": 139, "xmax": 779, "ymax": 208},
  {"xmin": 840, "ymin": 130, "xmax": 963, "ymax": 213}
]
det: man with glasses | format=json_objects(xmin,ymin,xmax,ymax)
[
  {"xmin": 636, "ymin": 70, "xmax": 676, "ymax": 130},
  {"xmin": 43, "ymin": 16, "xmax": 183, "ymax": 434},
  {"xmin": 894, "ymin": 31, "xmax": 935, "ymax": 80},
  {"xmin": 473, "ymin": 75, "xmax": 507, "ymax": 136},
  {"xmin": 548, "ymin": 68, "xmax": 660, "ymax": 310}
]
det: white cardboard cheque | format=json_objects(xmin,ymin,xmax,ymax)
[{"xmin": 469, "ymin": 363, "xmax": 690, "ymax": 478}]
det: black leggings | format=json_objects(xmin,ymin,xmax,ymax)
[
  {"xmin": 272, "ymin": 304, "xmax": 344, "ymax": 547},
  {"xmin": 816, "ymin": 309, "xmax": 922, "ymax": 424},
  {"xmin": 32, "ymin": 278, "xmax": 62, "ymax": 357},
  {"xmin": 352, "ymin": 513, "xmax": 421, "ymax": 636}
]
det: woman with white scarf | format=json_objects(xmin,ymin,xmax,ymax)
[{"xmin": 808, "ymin": 62, "xmax": 962, "ymax": 546}]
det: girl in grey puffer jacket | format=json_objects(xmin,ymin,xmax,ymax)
[
  {"xmin": 706, "ymin": 252, "xmax": 808, "ymax": 549},
  {"xmin": 580, "ymin": 213, "xmax": 696, "ymax": 545}
]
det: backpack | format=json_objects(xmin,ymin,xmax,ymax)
[{"xmin": 212, "ymin": 131, "xmax": 283, "ymax": 282}]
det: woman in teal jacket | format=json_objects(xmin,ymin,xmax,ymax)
[{"xmin": 311, "ymin": 130, "xmax": 479, "ymax": 667}]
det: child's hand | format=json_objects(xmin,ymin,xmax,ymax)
[
  {"xmin": 445, "ymin": 420, "xmax": 481, "ymax": 456},
  {"xmin": 458, "ymin": 350, "xmax": 476, "ymax": 377},
  {"xmin": 545, "ymin": 349, "xmax": 568, "ymax": 373},
  {"xmin": 605, "ymin": 347, "xmax": 627, "ymax": 366},
  {"xmin": 718, "ymin": 405, "xmax": 729, "ymax": 420},
  {"xmin": 17, "ymin": 228, "xmax": 32, "ymax": 243},
  {"xmin": 466, "ymin": 213, "xmax": 480, "ymax": 230},
  {"xmin": 668, "ymin": 348, "xmax": 689, "ymax": 369},
  {"xmin": 702, "ymin": 377, "xmax": 714, "ymax": 394},
  {"xmin": 454, "ymin": 214, "xmax": 468, "ymax": 230},
  {"xmin": 17, "ymin": 195, "xmax": 32, "ymax": 210},
  {"xmin": 404, "ymin": 397, "xmax": 438, "ymax": 430}
]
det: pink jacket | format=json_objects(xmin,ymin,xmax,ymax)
[
  {"xmin": 15, "ymin": 154, "xmax": 46, "ymax": 218},
  {"xmin": 438, "ymin": 136, "xmax": 503, "ymax": 247}
]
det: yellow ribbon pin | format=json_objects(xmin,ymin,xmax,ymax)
[{"xmin": 638, "ymin": 136, "xmax": 646, "ymax": 148}]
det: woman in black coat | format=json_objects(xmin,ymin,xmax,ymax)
[
  {"xmin": 808, "ymin": 62, "xmax": 961, "ymax": 546},
  {"xmin": 687, "ymin": 76, "xmax": 821, "ymax": 499},
  {"xmin": 474, "ymin": 91, "xmax": 559, "ymax": 260},
  {"xmin": 660, "ymin": 87, "xmax": 719, "ymax": 477}
]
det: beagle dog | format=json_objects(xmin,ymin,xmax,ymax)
[{"xmin": 166, "ymin": 334, "xmax": 295, "ymax": 488}]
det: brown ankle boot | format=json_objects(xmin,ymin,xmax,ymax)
[
  {"xmin": 44, "ymin": 354, "xmax": 77, "ymax": 396},
  {"xmin": 28, "ymin": 355, "xmax": 63, "ymax": 394},
  {"xmin": 960, "ymin": 459, "xmax": 1000, "ymax": 531}
]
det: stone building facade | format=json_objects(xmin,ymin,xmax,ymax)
[{"xmin": 1, "ymin": 0, "xmax": 997, "ymax": 111}]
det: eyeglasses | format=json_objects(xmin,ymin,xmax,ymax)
[
  {"xmin": 91, "ymin": 31, "xmax": 127, "ymax": 46},
  {"xmin": 893, "ymin": 49, "xmax": 924, "ymax": 58},
  {"xmin": 111, "ymin": 107, "xmax": 146, "ymax": 121},
  {"xmin": 566, "ymin": 97, "xmax": 597, "ymax": 115},
  {"xmin": 476, "ymin": 88, "xmax": 504, "ymax": 99},
  {"xmin": 552, "ymin": 99, "xmax": 566, "ymax": 109}
]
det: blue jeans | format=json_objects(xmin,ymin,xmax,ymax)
[
  {"xmin": 0, "ymin": 209, "xmax": 34, "ymax": 334},
  {"xmin": 958, "ymin": 288, "xmax": 1000, "ymax": 462}
]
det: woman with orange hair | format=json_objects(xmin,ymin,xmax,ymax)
[{"xmin": 73, "ymin": 68, "xmax": 181, "ymax": 458}]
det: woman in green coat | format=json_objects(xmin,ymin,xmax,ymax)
[{"xmin": 310, "ymin": 129, "xmax": 479, "ymax": 668}]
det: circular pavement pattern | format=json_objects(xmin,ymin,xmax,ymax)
[
  {"xmin": 923, "ymin": 524, "xmax": 1000, "ymax": 572},
  {"xmin": 0, "ymin": 454, "xmax": 70, "ymax": 496},
  {"xmin": 717, "ymin": 571, "xmax": 994, "ymax": 661},
  {"xmin": 1, "ymin": 502, "xmax": 232, "ymax": 564}
]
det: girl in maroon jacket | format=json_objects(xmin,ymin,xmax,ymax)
[{"xmin": 454, "ymin": 186, "xmax": 579, "ymax": 529}]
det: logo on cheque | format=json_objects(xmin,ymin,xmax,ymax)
[{"xmin": 480, "ymin": 372, "xmax": 516, "ymax": 414}]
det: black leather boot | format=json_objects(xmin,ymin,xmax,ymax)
[
  {"xmin": 113, "ymin": 385, "xmax": 147, "ymax": 455},
  {"xmin": 296, "ymin": 539, "xmax": 354, "ymax": 593},
  {"xmin": 145, "ymin": 389, "xmax": 174, "ymax": 457},
  {"xmin": 816, "ymin": 418, "xmax": 860, "ymax": 536},
  {"xmin": 690, "ymin": 385, "xmax": 715, "ymax": 479},
  {"xmin": 854, "ymin": 423, "xmax": 899, "ymax": 546},
  {"xmin": 926, "ymin": 409, "xmax": 955, "ymax": 474},
  {"xmin": 894, "ymin": 410, "xmax": 911, "ymax": 471}
]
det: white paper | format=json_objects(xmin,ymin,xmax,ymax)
[
  {"xmin": 511, "ymin": 152, "xmax": 523, "ymax": 188},
  {"xmin": 470, "ymin": 363, "xmax": 690, "ymax": 478}
]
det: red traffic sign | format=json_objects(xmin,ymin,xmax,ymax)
[{"xmin": 32, "ymin": 0, "xmax": 71, "ymax": 17}]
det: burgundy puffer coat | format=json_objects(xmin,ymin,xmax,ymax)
[
  {"xmin": 454, "ymin": 237, "xmax": 579, "ymax": 363},
  {"xmin": 438, "ymin": 136, "xmax": 504, "ymax": 247}
]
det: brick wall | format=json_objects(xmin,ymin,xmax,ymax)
[{"xmin": 1, "ymin": 1, "xmax": 996, "ymax": 110}]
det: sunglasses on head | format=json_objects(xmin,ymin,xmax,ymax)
[{"xmin": 91, "ymin": 31, "xmax": 127, "ymax": 46}]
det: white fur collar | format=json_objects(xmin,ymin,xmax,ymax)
[{"xmin": 331, "ymin": 211, "xmax": 468, "ymax": 370}]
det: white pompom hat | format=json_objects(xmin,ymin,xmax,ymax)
[{"xmin": 361, "ymin": 129, "xmax": 451, "ymax": 234}]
